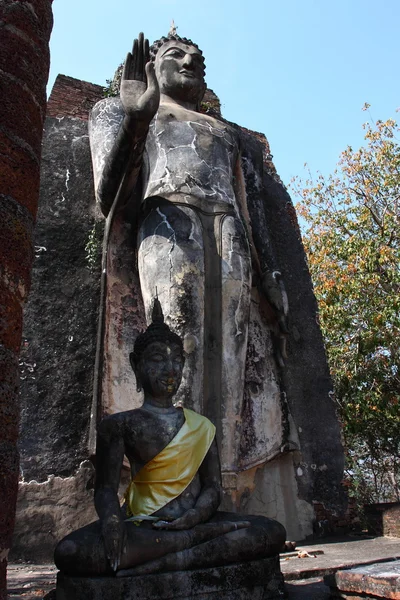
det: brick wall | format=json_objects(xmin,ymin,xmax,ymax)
[
  {"xmin": 364, "ymin": 502, "xmax": 400, "ymax": 537},
  {"xmin": 383, "ymin": 503, "xmax": 400, "ymax": 537},
  {"xmin": 47, "ymin": 74, "xmax": 104, "ymax": 120},
  {"xmin": 313, "ymin": 496, "xmax": 359, "ymax": 537},
  {"xmin": 0, "ymin": 1, "xmax": 53, "ymax": 597}
]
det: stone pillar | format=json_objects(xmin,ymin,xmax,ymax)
[{"xmin": 0, "ymin": 1, "xmax": 53, "ymax": 598}]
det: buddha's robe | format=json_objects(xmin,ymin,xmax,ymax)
[
  {"xmin": 89, "ymin": 98, "xmax": 291, "ymax": 501},
  {"xmin": 125, "ymin": 408, "xmax": 216, "ymax": 517}
]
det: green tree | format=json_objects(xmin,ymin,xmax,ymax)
[{"xmin": 292, "ymin": 106, "xmax": 400, "ymax": 503}]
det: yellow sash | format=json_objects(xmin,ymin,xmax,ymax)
[{"xmin": 125, "ymin": 408, "xmax": 216, "ymax": 517}]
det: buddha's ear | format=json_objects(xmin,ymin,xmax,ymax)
[{"xmin": 130, "ymin": 352, "xmax": 142, "ymax": 392}]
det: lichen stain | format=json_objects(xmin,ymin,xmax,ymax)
[{"xmin": 173, "ymin": 263, "xmax": 201, "ymax": 286}]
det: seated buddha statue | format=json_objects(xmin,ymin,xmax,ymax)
[{"xmin": 54, "ymin": 300, "xmax": 286, "ymax": 577}]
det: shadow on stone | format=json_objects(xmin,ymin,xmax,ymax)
[{"xmin": 285, "ymin": 579, "xmax": 331, "ymax": 599}]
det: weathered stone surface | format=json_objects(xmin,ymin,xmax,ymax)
[
  {"xmin": 89, "ymin": 98, "xmax": 124, "ymax": 191},
  {"xmin": 282, "ymin": 536, "xmax": 400, "ymax": 582},
  {"xmin": 327, "ymin": 560, "xmax": 400, "ymax": 599},
  {"xmin": 235, "ymin": 453, "xmax": 315, "ymax": 542},
  {"xmin": 238, "ymin": 128, "xmax": 345, "ymax": 517},
  {"xmin": 56, "ymin": 556, "xmax": 286, "ymax": 600},
  {"xmin": 11, "ymin": 462, "xmax": 96, "ymax": 562},
  {"xmin": 18, "ymin": 115, "xmax": 102, "ymax": 482}
]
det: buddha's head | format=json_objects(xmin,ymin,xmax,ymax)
[
  {"xmin": 130, "ymin": 299, "xmax": 185, "ymax": 399},
  {"xmin": 150, "ymin": 34, "xmax": 206, "ymax": 107}
]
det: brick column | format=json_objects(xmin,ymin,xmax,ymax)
[{"xmin": 0, "ymin": 1, "xmax": 53, "ymax": 597}]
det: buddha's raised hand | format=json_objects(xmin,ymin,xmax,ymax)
[{"xmin": 121, "ymin": 32, "xmax": 160, "ymax": 124}]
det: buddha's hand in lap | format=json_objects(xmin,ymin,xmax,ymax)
[
  {"xmin": 153, "ymin": 511, "xmax": 251, "ymax": 533},
  {"xmin": 101, "ymin": 515, "xmax": 127, "ymax": 571},
  {"xmin": 153, "ymin": 509, "xmax": 201, "ymax": 530}
]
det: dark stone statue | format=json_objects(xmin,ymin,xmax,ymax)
[{"xmin": 54, "ymin": 300, "xmax": 285, "ymax": 577}]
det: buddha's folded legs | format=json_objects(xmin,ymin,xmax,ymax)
[
  {"xmin": 54, "ymin": 516, "xmax": 253, "ymax": 576},
  {"xmin": 118, "ymin": 513, "xmax": 286, "ymax": 577}
]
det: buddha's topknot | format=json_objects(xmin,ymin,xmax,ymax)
[
  {"xmin": 150, "ymin": 34, "xmax": 203, "ymax": 64},
  {"xmin": 132, "ymin": 298, "xmax": 183, "ymax": 362}
]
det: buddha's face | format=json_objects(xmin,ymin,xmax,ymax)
[
  {"xmin": 137, "ymin": 341, "xmax": 184, "ymax": 398},
  {"xmin": 154, "ymin": 40, "xmax": 206, "ymax": 105}
]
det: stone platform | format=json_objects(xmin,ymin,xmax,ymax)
[
  {"xmin": 326, "ymin": 559, "xmax": 400, "ymax": 599},
  {"xmin": 281, "ymin": 534, "xmax": 400, "ymax": 581},
  {"xmin": 55, "ymin": 556, "xmax": 285, "ymax": 600},
  {"xmin": 8, "ymin": 536, "xmax": 400, "ymax": 599}
]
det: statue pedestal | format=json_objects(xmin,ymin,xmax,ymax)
[{"xmin": 55, "ymin": 556, "xmax": 286, "ymax": 600}]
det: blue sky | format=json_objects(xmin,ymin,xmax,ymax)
[{"xmin": 48, "ymin": 0, "xmax": 400, "ymax": 187}]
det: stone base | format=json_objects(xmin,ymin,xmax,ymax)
[
  {"xmin": 56, "ymin": 555, "xmax": 286, "ymax": 600},
  {"xmin": 326, "ymin": 560, "xmax": 400, "ymax": 599}
]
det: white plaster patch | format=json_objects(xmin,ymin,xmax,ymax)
[
  {"xmin": 183, "ymin": 333, "xmax": 198, "ymax": 354},
  {"xmin": 13, "ymin": 461, "xmax": 99, "ymax": 561},
  {"xmin": 237, "ymin": 454, "xmax": 314, "ymax": 540}
]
